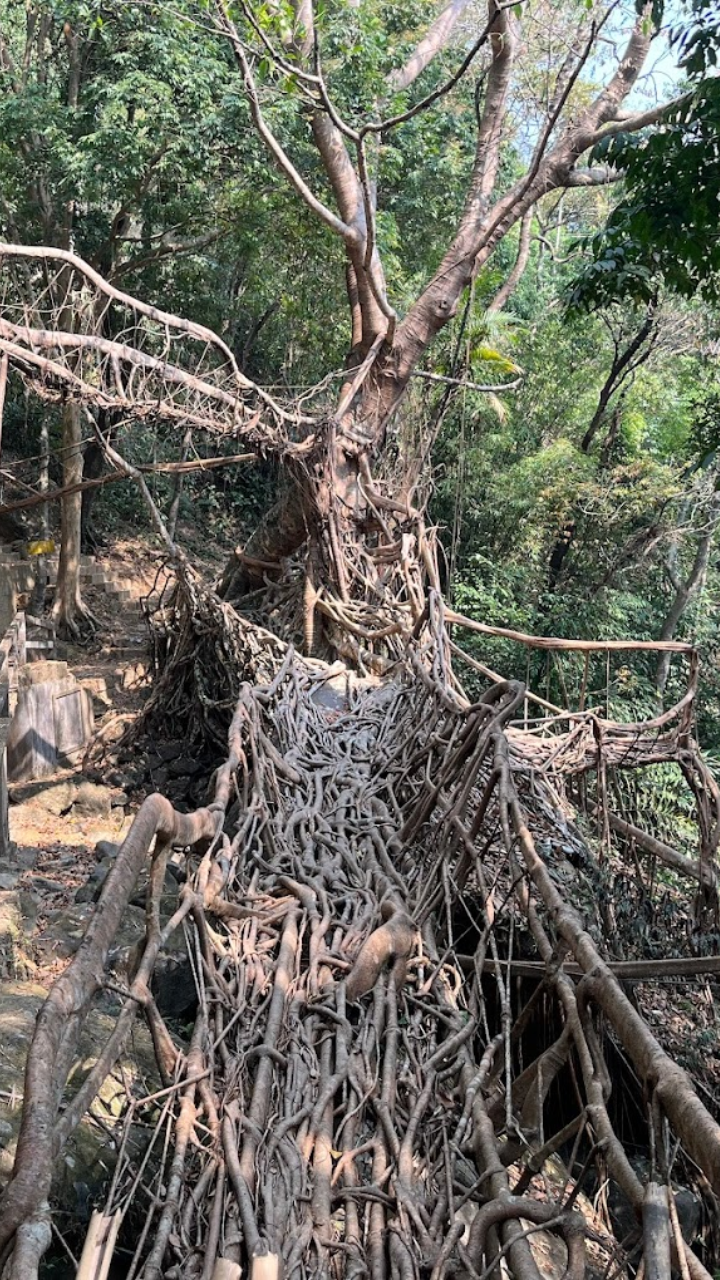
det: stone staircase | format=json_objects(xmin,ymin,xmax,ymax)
[
  {"xmin": 46, "ymin": 554, "xmax": 136, "ymax": 606},
  {"xmin": 0, "ymin": 549, "xmax": 138, "ymax": 639},
  {"xmin": 0, "ymin": 550, "xmax": 135, "ymax": 607}
]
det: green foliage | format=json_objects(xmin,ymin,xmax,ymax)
[
  {"xmin": 569, "ymin": 0, "xmax": 720, "ymax": 309},
  {"xmin": 0, "ymin": 0, "xmax": 234, "ymax": 263},
  {"xmin": 568, "ymin": 84, "xmax": 720, "ymax": 308}
]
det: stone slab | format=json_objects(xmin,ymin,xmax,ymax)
[{"xmin": 7, "ymin": 678, "xmax": 93, "ymax": 782}]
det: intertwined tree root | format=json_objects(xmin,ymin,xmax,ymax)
[{"xmin": 1, "ymin": 592, "xmax": 720, "ymax": 1280}]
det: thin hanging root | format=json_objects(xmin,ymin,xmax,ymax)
[{"xmin": 2, "ymin": 577, "xmax": 719, "ymax": 1280}]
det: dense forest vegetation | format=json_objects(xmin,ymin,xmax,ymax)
[
  {"xmin": 2, "ymin": 2, "xmax": 720, "ymax": 1278},
  {"xmin": 0, "ymin": 0, "xmax": 718, "ymax": 719}
]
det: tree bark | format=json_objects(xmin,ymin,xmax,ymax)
[
  {"xmin": 166, "ymin": 427, "xmax": 193, "ymax": 543},
  {"xmin": 80, "ymin": 438, "xmax": 105, "ymax": 553},
  {"xmin": 656, "ymin": 493, "xmax": 720, "ymax": 696},
  {"xmin": 0, "ymin": 352, "xmax": 7, "ymax": 478},
  {"xmin": 486, "ymin": 210, "xmax": 533, "ymax": 313},
  {"xmin": 53, "ymin": 402, "xmax": 90, "ymax": 637},
  {"xmin": 643, "ymin": 1183, "xmax": 672, "ymax": 1280},
  {"xmin": 218, "ymin": 477, "xmax": 310, "ymax": 599}
]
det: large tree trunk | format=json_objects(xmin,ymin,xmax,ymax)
[
  {"xmin": 54, "ymin": 402, "xmax": 92, "ymax": 638},
  {"xmin": 218, "ymin": 475, "xmax": 311, "ymax": 600}
]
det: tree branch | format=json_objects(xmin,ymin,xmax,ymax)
[
  {"xmin": 389, "ymin": 0, "xmax": 475, "ymax": 92},
  {"xmin": 110, "ymin": 230, "xmax": 223, "ymax": 281},
  {"xmin": 0, "ymin": 243, "xmax": 310, "ymax": 444},
  {"xmin": 363, "ymin": 11, "xmax": 497, "ymax": 135},
  {"xmin": 486, "ymin": 209, "xmax": 533, "ymax": 312},
  {"xmin": 583, "ymin": 90, "xmax": 693, "ymax": 150},
  {"xmin": 580, "ymin": 305, "xmax": 657, "ymax": 452},
  {"xmin": 394, "ymin": 7, "xmax": 657, "ymax": 390},
  {"xmin": 214, "ymin": 0, "xmax": 357, "ymax": 245},
  {"xmin": 0, "ymin": 450, "xmax": 256, "ymax": 517}
]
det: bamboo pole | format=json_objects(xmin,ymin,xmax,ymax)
[{"xmin": 76, "ymin": 1210, "xmax": 122, "ymax": 1280}]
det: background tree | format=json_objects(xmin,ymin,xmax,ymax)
[{"xmin": 0, "ymin": 0, "xmax": 238, "ymax": 631}]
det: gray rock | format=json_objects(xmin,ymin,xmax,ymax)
[
  {"xmin": 30, "ymin": 876, "xmax": 66, "ymax": 894},
  {"xmin": 152, "ymin": 953, "xmax": 197, "ymax": 1019},
  {"xmin": 167, "ymin": 757, "xmax": 202, "ymax": 778},
  {"xmin": 106, "ymin": 769, "xmax": 135, "ymax": 789},
  {"xmin": 37, "ymin": 902, "xmax": 146, "ymax": 964},
  {"xmin": 95, "ymin": 840, "xmax": 120, "ymax": 862},
  {"xmin": 0, "ymin": 872, "xmax": 18, "ymax": 891},
  {"xmin": 674, "ymin": 1187, "xmax": 701, "ymax": 1243},
  {"xmin": 14, "ymin": 847, "xmax": 39, "ymax": 871},
  {"xmin": 130, "ymin": 868, "xmax": 180, "ymax": 913},
  {"xmin": 42, "ymin": 781, "xmax": 77, "ymax": 816},
  {"xmin": 73, "ymin": 781, "xmax": 112, "ymax": 818},
  {"xmin": 0, "ymin": 978, "xmax": 160, "ymax": 1208},
  {"xmin": 74, "ymin": 861, "xmax": 111, "ymax": 904},
  {"xmin": 0, "ymin": 892, "xmax": 23, "ymax": 978}
]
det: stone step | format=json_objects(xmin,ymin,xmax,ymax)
[{"xmin": 1, "ymin": 549, "xmax": 138, "ymax": 607}]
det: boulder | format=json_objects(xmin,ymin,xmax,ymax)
[
  {"xmin": 151, "ymin": 943, "xmax": 198, "ymax": 1019},
  {"xmin": 73, "ymin": 781, "xmax": 112, "ymax": 818},
  {"xmin": 35, "ymin": 901, "xmax": 146, "ymax": 964},
  {"xmin": 41, "ymin": 780, "xmax": 77, "ymax": 817},
  {"xmin": 29, "ymin": 875, "xmax": 66, "ymax": 894},
  {"xmin": 167, "ymin": 756, "xmax": 202, "ymax": 778},
  {"xmin": 74, "ymin": 861, "xmax": 111, "ymax": 904},
  {"xmin": 0, "ymin": 979, "xmax": 160, "ymax": 1212},
  {"xmin": 11, "ymin": 846, "xmax": 39, "ymax": 871},
  {"xmin": 95, "ymin": 839, "xmax": 120, "ymax": 862},
  {"xmin": 111, "ymin": 900, "xmax": 197, "ymax": 1020},
  {"xmin": 0, "ymin": 891, "xmax": 23, "ymax": 978}
]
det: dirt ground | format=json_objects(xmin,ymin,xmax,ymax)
[{"xmin": 4, "ymin": 539, "xmax": 161, "ymax": 984}]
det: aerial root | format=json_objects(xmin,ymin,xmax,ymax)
[{"xmin": 2, "ymin": 607, "xmax": 720, "ymax": 1280}]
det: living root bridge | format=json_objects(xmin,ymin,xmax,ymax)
[{"xmin": 1, "ymin": 639, "xmax": 720, "ymax": 1279}]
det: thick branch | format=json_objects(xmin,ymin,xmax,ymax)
[
  {"xmin": 0, "ymin": 796, "xmax": 221, "ymax": 1256},
  {"xmin": 486, "ymin": 209, "xmax": 532, "ymax": 312},
  {"xmin": 214, "ymin": 1, "xmax": 357, "ymax": 244},
  {"xmin": 389, "ymin": 0, "xmax": 475, "ymax": 92},
  {"xmin": 394, "ymin": 10, "xmax": 656, "ymax": 394}
]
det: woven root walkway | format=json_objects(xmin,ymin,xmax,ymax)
[{"xmin": 1, "ymin": 620, "xmax": 719, "ymax": 1280}]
